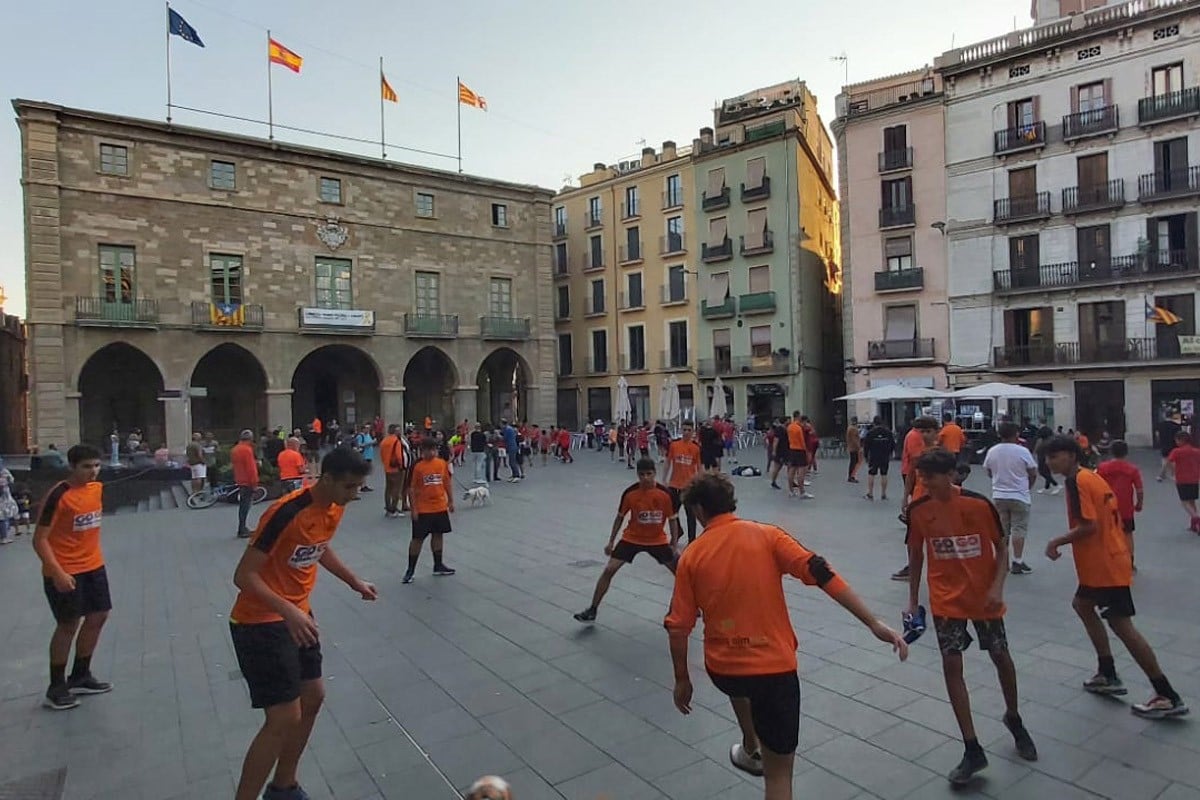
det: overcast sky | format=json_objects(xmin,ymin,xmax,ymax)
[{"xmin": 0, "ymin": 0, "xmax": 1032, "ymax": 317}]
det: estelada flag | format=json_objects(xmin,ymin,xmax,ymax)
[
  {"xmin": 268, "ymin": 38, "xmax": 303, "ymax": 73},
  {"xmin": 458, "ymin": 80, "xmax": 486, "ymax": 110},
  {"xmin": 382, "ymin": 73, "xmax": 398, "ymax": 103}
]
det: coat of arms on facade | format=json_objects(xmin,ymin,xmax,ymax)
[{"xmin": 315, "ymin": 217, "xmax": 349, "ymax": 250}]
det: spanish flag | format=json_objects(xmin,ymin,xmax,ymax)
[
  {"xmin": 268, "ymin": 38, "xmax": 303, "ymax": 73},
  {"xmin": 458, "ymin": 80, "xmax": 486, "ymax": 111},
  {"xmin": 381, "ymin": 73, "xmax": 398, "ymax": 103}
]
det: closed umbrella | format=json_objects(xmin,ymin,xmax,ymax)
[
  {"xmin": 658, "ymin": 380, "xmax": 672, "ymax": 423},
  {"xmin": 615, "ymin": 376, "xmax": 632, "ymax": 423},
  {"xmin": 667, "ymin": 375, "xmax": 682, "ymax": 422},
  {"xmin": 709, "ymin": 376, "xmax": 728, "ymax": 419}
]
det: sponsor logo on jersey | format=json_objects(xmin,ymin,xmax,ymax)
[
  {"xmin": 422, "ymin": 473, "xmax": 444, "ymax": 486},
  {"xmin": 931, "ymin": 534, "xmax": 982, "ymax": 560},
  {"xmin": 289, "ymin": 542, "xmax": 328, "ymax": 569},
  {"xmin": 673, "ymin": 454, "xmax": 694, "ymax": 466},
  {"xmin": 72, "ymin": 511, "xmax": 102, "ymax": 532},
  {"xmin": 636, "ymin": 509, "xmax": 665, "ymax": 525}
]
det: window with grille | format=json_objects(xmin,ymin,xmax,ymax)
[
  {"xmin": 315, "ymin": 258, "xmax": 353, "ymax": 309},
  {"xmin": 414, "ymin": 271, "xmax": 440, "ymax": 315}
]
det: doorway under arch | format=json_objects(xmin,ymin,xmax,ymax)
[
  {"xmin": 291, "ymin": 345, "xmax": 381, "ymax": 434},
  {"xmin": 190, "ymin": 344, "xmax": 268, "ymax": 442},
  {"xmin": 476, "ymin": 347, "xmax": 530, "ymax": 425},
  {"xmin": 403, "ymin": 347, "xmax": 457, "ymax": 428},
  {"xmin": 77, "ymin": 342, "xmax": 166, "ymax": 450}
]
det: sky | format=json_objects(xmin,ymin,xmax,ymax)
[{"xmin": 0, "ymin": 0, "xmax": 1033, "ymax": 318}]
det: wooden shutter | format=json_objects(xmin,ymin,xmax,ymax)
[
  {"xmin": 1186, "ymin": 212, "xmax": 1198, "ymax": 268},
  {"xmin": 1009, "ymin": 167, "xmax": 1035, "ymax": 198},
  {"xmin": 1070, "ymin": 85, "xmax": 1080, "ymax": 114}
]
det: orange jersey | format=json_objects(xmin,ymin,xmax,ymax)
[
  {"xmin": 1064, "ymin": 469, "xmax": 1132, "ymax": 587},
  {"xmin": 230, "ymin": 488, "xmax": 344, "ymax": 624},
  {"xmin": 231, "ymin": 442, "xmax": 258, "ymax": 485},
  {"xmin": 664, "ymin": 513, "xmax": 849, "ymax": 676},
  {"xmin": 907, "ymin": 488, "xmax": 1005, "ymax": 619},
  {"xmin": 901, "ymin": 428, "xmax": 926, "ymax": 474},
  {"xmin": 937, "ymin": 422, "xmax": 966, "ymax": 454},
  {"xmin": 37, "ymin": 481, "xmax": 104, "ymax": 575},
  {"xmin": 410, "ymin": 457, "xmax": 452, "ymax": 514},
  {"xmin": 666, "ymin": 440, "xmax": 702, "ymax": 489},
  {"xmin": 786, "ymin": 421, "xmax": 806, "ymax": 452},
  {"xmin": 277, "ymin": 448, "xmax": 306, "ymax": 480},
  {"xmin": 617, "ymin": 483, "xmax": 677, "ymax": 546}
]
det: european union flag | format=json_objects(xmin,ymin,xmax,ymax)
[{"xmin": 168, "ymin": 7, "xmax": 204, "ymax": 47}]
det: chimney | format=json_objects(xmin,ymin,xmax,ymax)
[
  {"xmin": 642, "ymin": 146, "xmax": 656, "ymax": 163},
  {"xmin": 592, "ymin": 162, "xmax": 607, "ymax": 174},
  {"xmin": 662, "ymin": 140, "xmax": 677, "ymax": 160},
  {"xmin": 700, "ymin": 127, "xmax": 714, "ymax": 145}
]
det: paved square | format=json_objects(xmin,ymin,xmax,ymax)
[{"xmin": 1, "ymin": 449, "xmax": 1198, "ymax": 799}]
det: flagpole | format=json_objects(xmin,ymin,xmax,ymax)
[
  {"xmin": 456, "ymin": 75, "xmax": 463, "ymax": 173},
  {"xmin": 379, "ymin": 56, "xmax": 387, "ymax": 160},
  {"xmin": 165, "ymin": 2, "xmax": 173, "ymax": 123},
  {"xmin": 267, "ymin": 30, "xmax": 274, "ymax": 140}
]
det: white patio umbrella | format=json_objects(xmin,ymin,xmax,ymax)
[
  {"xmin": 614, "ymin": 375, "xmax": 632, "ymax": 423},
  {"xmin": 709, "ymin": 376, "xmax": 728, "ymax": 419},
  {"xmin": 657, "ymin": 380, "xmax": 672, "ymax": 423},
  {"xmin": 667, "ymin": 375, "xmax": 682, "ymax": 422},
  {"xmin": 835, "ymin": 385, "xmax": 949, "ymax": 402},
  {"xmin": 950, "ymin": 382, "xmax": 1064, "ymax": 401}
]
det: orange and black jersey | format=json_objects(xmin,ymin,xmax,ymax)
[
  {"xmin": 1064, "ymin": 469, "xmax": 1132, "ymax": 588},
  {"xmin": 906, "ymin": 488, "xmax": 1006, "ymax": 619},
  {"xmin": 617, "ymin": 482, "xmax": 680, "ymax": 546},
  {"xmin": 38, "ymin": 481, "xmax": 105, "ymax": 575}
]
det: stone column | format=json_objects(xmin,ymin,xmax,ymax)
[
  {"xmin": 381, "ymin": 387, "xmax": 405, "ymax": 428},
  {"xmin": 265, "ymin": 389, "xmax": 293, "ymax": 432},
  {"xmin": 161, "ymin": 391, "xmax": 191, "ymax": 455},
  {"xmin": 64, "ymin": 392, "xmax": 82, "ymax": 449},
  {"xmin": 454, "ymin": 386, "xmax": 478, "ymax": 424}
]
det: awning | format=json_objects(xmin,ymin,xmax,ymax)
[
  {"xmin": 744, "ymin": 209, "xmax": 767, "ymax": 250},
  {"xmin": 746, "ymin": 157, "xmax": 766, "ymax": 189},
  {"xmin": 884, "ymin": 305, "xmax": 916, "ymax": 340},
  {"xmin": 707, "ymin": 217, "xmax": 728, "ymax": 248},
  {"xmin": 706, "ymin": 167, "xmax": 725, "ymax": 197},
  {"xmin": 706, "ymin": 273, "xmax": 730, "ymax": 307}
]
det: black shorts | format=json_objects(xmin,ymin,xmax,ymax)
[
  {"xmin": 230, "ymin": 621, "xmax": 322, "ymax": 709},
  {"xmin": 932, "ymin": 617, "xmax": 1008, "ymax": 655},
  {"xmin": 788, "ymin": 451, "xmax": 808, "ymax": 468},
  {"xmin": 708, "ymin": 671, "xmax": 801, "ymax": 755},
  {"xmin": 639, "ymin": 448, "xmax": 650, "ymax": 458},
  {"xmin": 412, "ymin": 510, "xmax": 452, "ymax": 539},
  {"xmin": 867, "ymin": 458, "xmax": 890, "ymax": 476},
  {"xmin": 1075, "ymin": 585, "xmax": 1136, "ymax": 619},
  {"xmin": 701, "ymin": 454, "xmax": 720, "ymax": 469},
  {"xmin": 1176, "ymin": 483, "xmax": 1199, "ymax": 502},
  {"xmin": 1122, "ymin": 518, "xmax": 1135, "ymax": 534},
  {"xmin": 611, "ymin": 540, "xmax": 677, "ymax": 566},
  {"xmin": 43, "ymin": 565, "xmax": 112, "ymax": 623}
]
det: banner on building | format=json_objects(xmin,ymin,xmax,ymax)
[
  {"xmin": 300, "ymin": 307, "xmax": 375, "ymax": 328},
  {"xmin": 1179, "ymin": 335, "xmax": 1200, "ymax": 355}
]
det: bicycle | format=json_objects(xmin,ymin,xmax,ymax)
[{"xmin": 186, "ymin": 483, "xmax": 268, "ymax": 510}]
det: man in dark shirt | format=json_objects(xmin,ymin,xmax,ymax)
[
  {"xmin": 862, "ymin": 418, "xmax": 897, "ymax": 501},
  {"xmin": 469, "ymin": 424, "xmax": 488, "ymax": 485}
]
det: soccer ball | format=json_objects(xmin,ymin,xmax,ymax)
[{"xmin": 465, "ymin": 775, "xmax": 512, "ymax": 799}]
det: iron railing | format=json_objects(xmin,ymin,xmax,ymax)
[
  {"xmin": 1062, "ymin": 179, "xmax": 1125, "ymax": 214},
  {"xmin": 994, "ymin": 192, "xmax": 1051, "ymax": 224},
  {"xmin": 874, "ymin": 268, "xmax": 924, "ymax": 292},
  {"xmin": 994, "ymin": 121, "xmax": 1046, "ymax": 154},
  {"xmin": 404, "ymin": 313, "xmax": 459, "ymax": 337},
  {"xmin": 75, "ymin": 297, "xmax": 158, "ymax": 325},
  {"xmin": 867, "ymin": 338, "xmax": 935, "ymax": 361}
]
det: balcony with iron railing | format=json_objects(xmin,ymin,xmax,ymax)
[
  {"xmin": 660, "ymin": 232, "xmax": 686, "ymax": 255},
  {"xmin": 660, "ymin": 350, "xmax": 691, "ymax": 371},
  {"xmin": 480, "ymin": 316, "xmax": 531, "ymax": 340},
  {"xmin": 584, "ymin": 299, "xmax": 606, "ymax": 318},
  {"xmin": 190, "ymin": 301, "xmax": 264, "ymax": 331},
  {"xmin": 995, "ymin": 338, "xmax": 1168, "ymax": 369},
  {"xmin": 619, "ymin": 242, "xmax": 643, "ymax": 264},
  {"xmin": 874, "ymin": 267, "xmax": 924, "ymax": 292},
  {"xmin": 621, "ymin": 200, "xmax": 641, "ymax": 220},
  {"xmin": 586, "ymin": 357, "xmax": 609, "ymax": 375},
  {"xmin": 662, "ymin": 190, "xmax": 685, "ymax": 210},
  {"xmin": 878, "ymin": 147, "xmax": 914, "ymax": 173},
  {"xmin": 1137, "ymin": 166, "xmax": 1200, "ymax": 203},
  {"xmin": 585, "ymin": 210, "xmax": 604, "ymax": 229},
  {"xmin": 699, "ymin": 354, "xmax": 791, "ymax": 376},
  {"xmin": 994, "ymin": 192, "xmax": 1051, "ymax": 225},
  {"xmin": 879, "ymin": 204, "xmax": 916, "ymax": 229},
  {"xmin": 993, "ymin": 251, "xmax": 1197, "ymax": 293},
  {"xmin": 1138, "ymin": 87, "xmax": 1200, "ymax": 126},
  {"xmin": 619, "ymin": 291, "xmax": 645, "ymax": 311},
  {"xmin": 661, "ymin": 283, "xmax": 688, "ymax": 305},
  {"xmin": 404, "ymin": 313, "xmax": 458, "ymax": 338},
  {"xmin": 741, "ymin": 176, "xmax": 771, "ymax": 202},
  {"xmin": 702, "ymin": 186, "xmax": 731, "ymax": 211},
  {"xmin": 867, "ymin": 338, "xmax": 935, "ymax": 361},
  {"xmin": 697, "ymin": 358, "xmax": 733, "ymax": 377},
  {"xmin": 738, "ymin": 291, "xmax": 776, "ymax": 314},
  {"xmin": 554, "ymin": 256, "xmax": 570, "ymax": 279},
  {"xmin": 622, "ymin": 354, "xmax": 650, "ymax": 372},
  {"xmin": 75, "ymin": 297, "xmax": 158, "ymax": 327},
  {"xmin": 701, "ymin": 297, "xmax": 736, "ymax": 318},
  {"xmin": 702, "ymin": 237, "xmax": 734, "ymax": 263},
  {"xmin": 581, "ymin": 252, "xmax": 606, "ymax": 273},
  {"xmin": 1062, "ymin": 104, "xmax": 1119, "ymax": 141},
  {"xmin": 553, "ymin": 221, "xmax": 568, "ymax": 239},
  {"xmin": 740, "ymin": 230, "xmax": 775, "ymax": 257},
  {"xmin": 1062, "ymin": 179, "xmax": 1125, "ymax": 215},
  {"xmin": 994, "ymin": 121, "xmax": 1046, "ymax": 155}
]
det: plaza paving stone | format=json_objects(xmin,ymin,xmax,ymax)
[{"xmin": 1, "ymin": 449, "xmax": 1198, "ymax": 799}]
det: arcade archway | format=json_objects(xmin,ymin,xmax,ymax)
[
  {"xmin": 77, "ymin": 342, "xmax": 166, "ymax": 450},
  {"xmin": 403, "ymin": 347, "xmax": 457, "ymax": 428},
  {"xmin": 476, "ymin": 347, "xmax": 530, "ymax": 425},
  {"xmin": 291, "ymin": 345, "xmax": 380, "ymax": 433},
  {"xmin": 190, "ymin": 344, "xmax": 268, "ymax": 442}
]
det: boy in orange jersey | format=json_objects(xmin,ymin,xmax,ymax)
[
  {"xmin": 33, "ymin": 444, "xmax": 109, "ymax": 711},
  {"xmin": 1044, "ymin": 436, "xmax": 1188, "ymax": 719},
  {"xmin": 892, "ymin": 416, "xmax": 940, "ymax": 581},
  {"xmin": 404, "ymin": 437, "xmax": 456, "ymax": 584},
  {"xmin": 663, "ymin": 421, "xmax": 702, "ymax": 543},
  {"xmin": 575, "ymin": 458, "xmax": 681, "ymax": 623},
  {"xmin": 907, "ymin": 449, "xmax": 1037, "ymax": 786},
  {"xmin": 229, "ymin": 447, "xmax": 377, "ymax": 800},
  {"xmin": 666, "ymin": 473, "xmax": 906, "ymax": 799},
  {"xmin": 1096, "ymin": 440, "xmax": 1144, "ymax": 571},
  {"xmin": 785, "ymin": 411, "xmax": 812, "ymax": 499},
  {"xmin": 937, "ymin": 411, "xmax": 967, "ymax": 465}
]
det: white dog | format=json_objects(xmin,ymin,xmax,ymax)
[{"xmin": 462, "ymin": 486, "xmax": 491, "ymax": 506}]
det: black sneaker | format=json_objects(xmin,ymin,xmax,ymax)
[
  {"xmin": 1010, "ymin": 561, "xmax": 1032, "ymax": 575},
  {"xmin": 891, "ymin": 565, "xmax": 911, "ymax": 581},
  {"xmin": 574, "ymin": 607, "xmax": 597, "ymax": 623},
  {"xmin": 263, "ymin": 783, "xmax": 313, "ymax": 800},
  {"xmin": 67, "ymin": 673, "xmax": 113, "ymax": 695},
  {"xmin": 1004, "ymin": 714, "xmax": 1038, "ymax": 761},
  {"xmin": 947, "ymin": 748, "xmax": 988, "ymax": 786},
  {"xmin": 43, "ymin": 684, "xmax": 79, "ymax": 710},
  {"xmin": 770, "ymin": 482, "xmax": 781, "ymax": 490},
  {"xmin": 433, "ymin": 564, "xmax": 456, "ymax": 576},
  {"xmin": 401, "ymin": 570, "xmax": 414, "ymax": 584},
  {"xmin": 236, "ymin": 529, "xmax": 252, "ymax": 539}
]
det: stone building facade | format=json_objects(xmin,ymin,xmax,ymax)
[
  {"xmin": 16, "ymin": 100, "xmax": 555, "ymax": 452},
  {"xmin": 0, "ymin": 303, "xmax": 28, "ymax": 453}
]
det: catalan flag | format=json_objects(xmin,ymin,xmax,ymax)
[
  {"xmin": 381, "ymin": 73, "xmax": 398, "ymax": 103},
  {"xmin": 1146, "ymin": 299, "xmax": 1183, "ymax": 325},
  {"xmin": 458, "ymin": 80, "xmax": 486, "ymax": 110},
  {"xmin": 210, "ymin": 302, "xmax": 245, "ymax": 327},
  {"xmin": 268, "ymin": 38, "xmax": 303, "ymax": 73}
]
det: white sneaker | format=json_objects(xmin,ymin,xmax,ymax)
[
  {"xmin": 801, "ymin": 492, "xmax": 816, "ymax": 499},
  {"xmin": 1036, "ymin": 488, "xmax": 1046, "ymax": 494},
  {"xmin": 729, "ymin": 743, "xmax": 764, "ymax": 777},
  {"xmin": 1051, "ymin": 486, "xmax": 1063, "ymax": 495}
]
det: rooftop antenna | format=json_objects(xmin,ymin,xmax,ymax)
[
  {"xmin": 830, "ymin": 53, "xmax": 848, "ymax": 86},
  {"xmin": 635, "ymin": 138, "xmax": 647, "ymax": 148}
]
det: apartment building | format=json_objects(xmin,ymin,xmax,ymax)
[
  {"xmin": 16, "ymin": 101, "xmax": 555, "ymax": 451},
  {"xmin": 694, "ymin": 81, "xmax": 841, "ymax": 428},
  {"xmin": 833, "ymin": 70, "xmax": 949, "ymax": 425},
  {"xmin": 936, "ymin": 0, "xmax": 1200, "ymax": 446},
  {"xmin": 0, "ymin": 297, "xmax": 28, "ymax": 453},
  {"xmin": 551, "ymin": 144, "xmax": 697, "ymax": 429}
]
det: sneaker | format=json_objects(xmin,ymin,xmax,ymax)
[
  {"xmin": 1004, "ymin": 714, "xmax": 1038, "ymax": 761},
  {"xmin": 0, "ymin": 535, "xmax": 13, "ymax": 545},
  {"xmin": 880, "ymin": 494, "xmax": 888, "ymax": 501},
  {"xmin": 1050, "ymin": 486, "xmax": 1063, "ymax": 495},
  {"xmin": 1132, "ymin": 695, "xmax": 1189, "ymax": 719},
  {"xmin": 863, "ymin": 494, "xmax": 874, "ymax": 501},
  {"xmin": 728, "ymin": 742, "xmax": 764, "ymax": 777},
  {"xmin": 801, "ymin": 492, "xmax": 815, "ymax": 499},
  {"xmin": 1010, "ymin": 562, "xmax": 1032, "ymax": 575},
  {"xmin": 771, "ymin": 482, "xmax": 781, "ymax": 490},
  {"xmin": 236, "ymin": 529, "xmax": 252, "ymax": 539},
  {"xmin": 1191, "ymin": 517, "xmax": 1200, "ymax": 534},
  {"xmin": 360, "ymin": 486, "xmax": 374, "ymax": 493},
  {"xmin": 67, "ymin": 673, "xmax": 113, "ymax": 695},
  {"xmin": 1036, "ymin": 487, "xmax": 1047, "ymax": 494},
  {"xmin": 891, "ymin": 565, "xmax": 911, "ymax": 581},
  {"xmin": 263, "ymin": 783, "xmax": 313, "ymax": 800},
  {"xmin": 43, "ymin": 684, "xmax": 79, "ymax": 711},
  {"xmin": 1082, "ymin": 673, "xmax": 1127, "ymax": 696},
  {"xmin": 573, "ymin": 607, "xmax": 597, "ymax": 623},
  {"xmin": 433, "ymin": 564, "xmax": 456, "ymax": 576},
  {"xmin": 401, "ymin": 570, "xmax": 414, "ymax": 584},
  {"xmin": 947, "ymin": 748, "xmax": 988, "ymax": 786}
]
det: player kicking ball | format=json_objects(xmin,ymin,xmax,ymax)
[
  {"xmin": 575, "ymin": 458, "xmax": 681, "ymax": 623},
  {"xmin": 906, "ymin": 449, "xmax": 1037, "ymax": 786}
]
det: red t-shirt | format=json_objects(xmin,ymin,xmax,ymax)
[
  {"xmin": 1096, "ymin": 459, "xmax": 1143, "ymax": 521},
  {"xmin": 1168, "ymin": 444, "xmax": 1200, "ymax": 485},
  {"xmin": 636, "ymin": 429, "xmax": 650, "ymax": 449},
  {"xmin": 557, "ymin": 429, "xmax": 571, "ymax": 448}
]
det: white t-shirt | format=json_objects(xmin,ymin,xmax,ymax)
[{"xmin": 983, "ymin": 442, "xmax": 1038, "ymax": 503}]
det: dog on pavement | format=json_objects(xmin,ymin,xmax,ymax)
[{"xmin": 462, "ymin": 485, "xmax": 491, "ymax": 506}]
